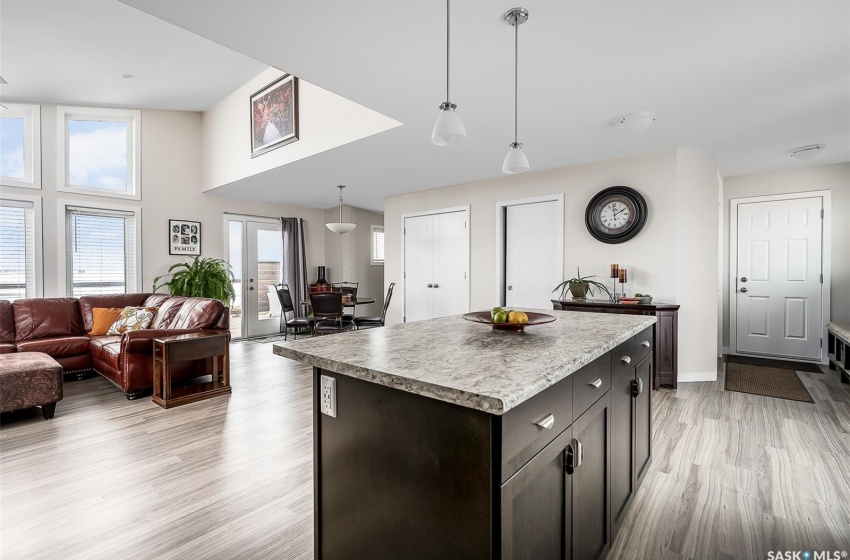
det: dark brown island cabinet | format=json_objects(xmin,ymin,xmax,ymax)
[
  {"xmin": 553, "ymin": 299, "xmax": 679, "ymax": 389},
  {"xmin": 309, "ymin": 326, "xmax": 653, "ymax": 560}
]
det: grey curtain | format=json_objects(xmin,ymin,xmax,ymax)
[{"xmin": 281, "ymin": 217, "xmax": 309, "ymax": 317}]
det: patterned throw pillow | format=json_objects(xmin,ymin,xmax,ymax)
[{"xmin": 106, "ymin": 306, "xmax": 157, "ymax": 335}]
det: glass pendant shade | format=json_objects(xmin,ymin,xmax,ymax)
[
  {"xmin": 502, "ymin": 142, "xmax": 530, "ymax": 174},
  {"xmin": 326, "ymin": 222, "xmax": 357, "ymax": 234},
  {"xmin": 432, "ymin": 104, "xmax": 467, "ymax": 146}
]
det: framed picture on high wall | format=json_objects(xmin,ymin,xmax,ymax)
[
  {"xmin": 250, "ymin": 73, "xmax": 299, "ymax": 157},
  {"xmin": 169, "ymin": 219, "xmax": 201, "ymax": 256}
]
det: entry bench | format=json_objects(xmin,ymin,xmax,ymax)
[
  {"xmin": 827, "ymin": 322, "xmax": 850, "ymax": 384},
  {"xmin": 0, "ymin": 352, "xmax": 63, "ymax": 419}
]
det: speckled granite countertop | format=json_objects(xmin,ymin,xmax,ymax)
[{"xmin": 273, "ymin": 310, "xmax": 656, "ymax": 415}]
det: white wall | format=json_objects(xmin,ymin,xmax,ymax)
[
  {"xmin": 384, "ymin": 149, "xmax": 720, "ymax": 381},
  {"xmin": 201, "ymin": 67, "xmax": 399, "ymax": 191},
  {"xmin": 721, "ymin": 162, "xmax": 850, "ymax": 351},
  {"xmin": 0, "ymin": 104, "xmax": 327, "ymax": 297},
  {"xmin": 323, "ymin": 205, "xmax": 384, "ymax": 315}
]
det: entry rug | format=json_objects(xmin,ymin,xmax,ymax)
[
  {"xmin": 725, "ymin": 362, "xmax": 814, "ymax": 403},
  {"xmin": 726, "ymin": 353, "xmax": 822, "ymax": 373}
]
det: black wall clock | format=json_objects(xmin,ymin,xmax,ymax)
[{"xmin": 585, "ymin": 186, "xmax": 648, "ymax": 244}]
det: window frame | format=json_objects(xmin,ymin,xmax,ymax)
[
  {"xmin": 56, "ymin": 106, "xmax": 142, "ymax": 200},
  {"xmin": 0, "ymin": 103, "xmax": 42, "ymax": 189},
  {"xmin": 371, "ymin": 224, "xmax": 385, "ymax": 266},
  {"xmin": 57, "ymin": 199, "xmax": 142, "ymax": 297},
  {"xmin": 0, "ymin": 194, "xmax": 44, "ymax": 298}
]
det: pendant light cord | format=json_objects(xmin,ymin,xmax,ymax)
[
  {"xmin": 514, "ymin": 17, "xmax": 519, "ymax": 144},
  {"xmin": 446, "ymin": 0, "xmax": 451, "ymax": 104}
]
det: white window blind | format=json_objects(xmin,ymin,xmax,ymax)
[
  {"xmin": 0, "ymin": 200, "xmax": 36, "ymax": 300},
  {"xmin": 65, "ymin": 206, "xmax": 137, "ymax": 297},
  {"xmin": 371, "ymin": 225, "xmax": 385, "ymax": 266}
]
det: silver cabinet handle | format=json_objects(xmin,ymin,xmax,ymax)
[
  {"xmin": 640, "ymin": 340, "xmax": 650, "ymax": 348},
  {"xmin": 575, "ymin": 439, "xmax": 583, "ymax": 469},
  {"xmin": 588, "ymin": 378, "xmax": 602, "ymax": 389},
  {"xmin": 534, "ymin": 414, "xmax": 555, "ymax": 430},
  {"xmin": 427, "ymin": 283, "xmax": 433, "ymax": 288},
  {"xmin": 433, "ymin": 283, "xmax": 439, "ymax": 288},
  {"xmin": 565, "ymin": 442, "xmax": 575, "ymax": 474},
  {"xmin": 621, "ymin": 356, "xmax": 631, "ymax": 364},
  {"xmin": 632, "ymin": 376, "xmax": 644, "ymax": 397}
]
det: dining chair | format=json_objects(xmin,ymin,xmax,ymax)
[
  {"xmin": 332, "ymin": 282, "xmax": 359, "ymax": 321},
  {"xmin": 310, "ymin": 291, "xmax": 354, "ymax": 336},
  {"xmin": 276, "ymin": 284, "xmax": 314, "ymax": 340},
  {"xmin": 354, "ymin": 282, "xmax": 395, "ymax": 330}
]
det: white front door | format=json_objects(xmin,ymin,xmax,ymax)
[
  {"xmin": 245, "ymin": 220, "xmax": 283, "ymax": 337},
  {"xmin": 735, "ymin": 196, "xmax": 823, "ymax": 360},
  {"xmin": 403, "ymin": 209, "xmax": 469, "ymax": 322},
  {"xmin": 505, "ymin": 201, "xmax": 561, "ymax": 309}
]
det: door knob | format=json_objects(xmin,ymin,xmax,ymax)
[
  {"xmin": 740, "ymin": 277, "xmax": 748, "ymax": 283},
  {"xmin": 427, "ymin": 283, "xmax": 433, "ymax": 288},
  {"xmin": 508, "ymin": 285, "xmax": 513, "ymax": 291},
  {"xmin": 740, "ymin": 287, "xmax": 748, "ymax": 293},
  {"xmin": 433, "ymin": 284, "xmax": 439, "ymax": 288},
  {"xmin": 249, "ymin": 286, "xmax": 254, "ymax": 291}
]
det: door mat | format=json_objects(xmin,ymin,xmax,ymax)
[
  {"xmin": 725, "ymin": 362, "xmax": 814, "ymax": 403},
  {"xmin": 726, "ymin": 354, "xmax": 822, "ymax": 373}
]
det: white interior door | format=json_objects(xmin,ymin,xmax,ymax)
[
  {"xmin": 245, "ymin": 220, "xmax": 283, "ymax": 337},
  {"xmin": 432, "ymin": 211, "xmax": 469, "ymax": 318},
  {"xmin": 735, "ymin": 197, "xmax": 823, "ymax": 360},
  {"xmin": 505, "ymin": 201, "xmax": 560, "ymax": 309},
  {"xmin": 403, "ymin": 214, "xmax": 433, "ymax": 322}
]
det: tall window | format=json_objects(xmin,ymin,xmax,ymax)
[
  {"xmin": 65, "ymin": 205, "xmax": 139, "ymax": 297},
  {"xmin": 0, "ymin": 103, "xmax": 41, "ymax": 189},
  {"xmin": 0, "ymin": 199, "xmax": 38, "ymax": 300},
  {"xmin": 57, "ymin": 107, "xmax": 141, "ymax": 200},
  {"xmin": 371, "ymin": 225, "xmax": 385, "ymax": 266}
]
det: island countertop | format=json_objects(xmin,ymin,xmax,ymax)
[{"xmin": 273, "ymin": 310, "xmax": 656, "ymax": 415}]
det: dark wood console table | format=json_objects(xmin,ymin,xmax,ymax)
[
  {"xmin": 552, "ymin": 299, "xmax": 679, "ymax": 389},
  {"xmin": 152, "ymin": 332, "xmax": 231, "ymax": 409}
]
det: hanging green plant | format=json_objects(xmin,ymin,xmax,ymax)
[{"xmin": 153, "ymin": 256, "xmax": 236, "ymax": 305}]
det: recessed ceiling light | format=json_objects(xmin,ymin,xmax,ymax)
[
  {"xmin": 790, "ymin": 144, "xmax": 827, "ymax": 161},
  {"xmin": 122, "ymin": 74, "xmax": 135, "ymax": 80},
  {"xmin": 614, "ymin": 112, "xmax": 656, "ymax": 133}
]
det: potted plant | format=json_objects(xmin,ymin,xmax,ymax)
[
  {"xmin": 552, "ymin": 268, "xmax": 612, "ymax": 301},
  {"xmin": 153, "ymin": 256, "xmax": 236, "ymax": 305},
  {"xmin": 634, "ymin": 293, "xmax": 653, "ymax": 304}
]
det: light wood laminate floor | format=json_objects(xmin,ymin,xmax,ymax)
[{"xmin": 2, "ymin": 343, "xmax": 849, "ymax": 559}]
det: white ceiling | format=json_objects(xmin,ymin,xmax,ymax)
[
  {"xmin": 6, "ymin": 1, "xmax": 849, "ymax": 211},
  {"xmin": 0, "ymin": 0, "xmax": 266, "ymax": 111}
]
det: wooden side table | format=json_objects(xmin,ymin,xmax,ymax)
[{"xmin": 152, "ymin": 332, "xmax": 231, "ymax": 409}]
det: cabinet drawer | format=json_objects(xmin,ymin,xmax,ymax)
[
  {"xmin": 501, "ymin": 374, "xmax": 573, "ymax": 484},
  {"xmin": 633, "ymin": 326, "xmax": 653, "ymax": 366},
  {"xmin": 572, "ymin": 352, "xmax": 611, "ymax": 419},
  {"xmin": 612, "ymin": 336, "xmax": 636, "ymax": 380}
]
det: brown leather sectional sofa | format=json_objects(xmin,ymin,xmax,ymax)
[{"xmin": 0, "ymin": 294, "xmax": 229, "ymax": 399}]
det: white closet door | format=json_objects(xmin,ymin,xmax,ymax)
[
  {"xmin": 735, "ymin": 196, "xmax": 823, "ymax": 360},
  {"xmin": 505, "ymin": 201, "xmax": 560, "ymax": 309},
  {"xmin": 403, "ymin": 215, "xmax": 433, "ymax": 322},
  {"xmin": 432, "ymin": 211, "xmax": 469, "ymax": 318}
]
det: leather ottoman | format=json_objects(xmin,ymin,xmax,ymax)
[{"xmin": 0, "ymin": 352, "xmax": 63, "ymax": 419}]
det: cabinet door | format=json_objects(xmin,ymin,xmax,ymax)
[
  {"xmin": 634, "ymin": 356, "xmax": 653, "ymax": 486},
  {"xmin": 609, "ymin": 368, "xmax": 635, "ymax": 541},
  {"xmin": 501, "ymin": 426, "xmax": 573, "ymax": 560},
  {"xmin": 570, "ymin": 394, "xmax": 611, "ymax": 560}
]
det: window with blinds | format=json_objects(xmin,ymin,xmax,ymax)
[
  {"xmin": 65, "ymin": 206, "xmax": 138, "ymax": 297},
  {"xmin": 371, "ymin": 225, "xmax": 385, "ymax": 266},
  {"xmin": 0, "ymin": 200, "xmax": 36, "ymax": 301}
]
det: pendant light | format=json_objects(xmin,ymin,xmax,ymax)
[
  {"xmin": 325, "ymin": 185, "xmax": 357, "ymax": 235},
  {"xmin": 431, "ymin": 0, "xmax": 467, "ymax": 146},
  {"xmin": 502, "ymin": 8, "xmax": 530, "ymax": 174}
]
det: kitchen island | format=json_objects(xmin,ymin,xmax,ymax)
[{"xmin": 274, "ymin": 310, "xmax": 656, "ymax": 560}]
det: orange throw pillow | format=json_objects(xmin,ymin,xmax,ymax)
[{"xmin": 89, "ymin": 307, "xmax": 123, "ymax": 336}]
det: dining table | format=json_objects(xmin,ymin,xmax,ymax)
[{"xmin": 301, "ymin": 297, "xmax": 376, "ymax": 307}]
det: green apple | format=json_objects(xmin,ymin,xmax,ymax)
[{"xmin": 493, "ymin": 311, "xmax": 508, "ymax": 323}]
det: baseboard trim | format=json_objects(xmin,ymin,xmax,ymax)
[{"xmin": 678, "ymin": 371, "xmax": 718, "ymax": 383}]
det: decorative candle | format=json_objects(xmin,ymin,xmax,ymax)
[
  {"xmin": 619, "ymin": 268, "xmax": 627, "ymax": 283},
  {"xmin": 610, "ymin": 264, "xmax": 619, "ymax": 278}
]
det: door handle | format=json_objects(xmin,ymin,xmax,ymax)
[
  {"xmin": 740, "ymin": 287, "xmax": 748, "ymax": 293},
  {"xmin": 508, "ymin": 285, "xmax": 513, "ymax": 291},
  {"xmin": 565, "ymin": 443, "xmax": 575, "ymax": 475},
  {"xmin": 249, "ymin": 286, "xmax": 254, "ymax": 291},
  {"xmin": 588, "ymin": 378, "xmax": 602, "ymax": 389},
  {"xmin": 640, "ymin": 340, "xmax": 651, "ymax": 348},
  {"xmin": 249, "ymin": 278, "xmax": 254, "ymax": 282},
  {"xmin": 534, "ymin": 414, "xmax": 555, "ymax": 430},
  {"xmin": 575, "ymin": 439, "xmax": 583, "ymax": 470},
  {"xmin": 427, "ymin": 283, "xmax": 433, "ymax": 288},
  {"xmin": 433, "ymin": 284, "xmax": 439, "ymax": 288},
  {"xmin": 740, "ymin": 277, "xmax": 748, "ymax": 283},
  {"xmin": 621, "ymin": 356, "xmax": 631, "ymax": 364}
]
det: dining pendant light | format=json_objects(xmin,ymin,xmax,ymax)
[
  {"xmin": 431, "ymin": 0, "xmax": 467, "ymax": 146},
  {"xmin": 325, "ymin": 185, "xmax": 357, "ymax": 235},
  {"xmin": 502, "ymin": 8, "xmax": 530, "ymax": 174}
]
